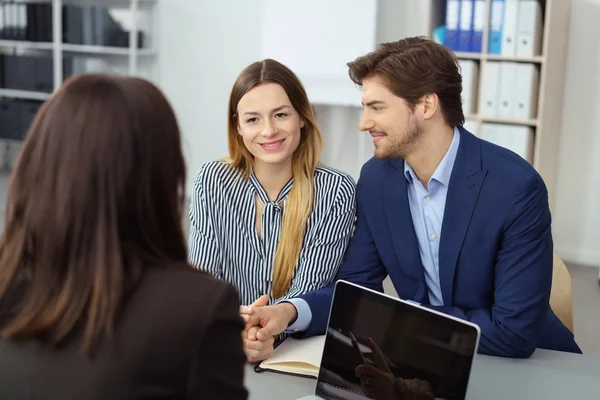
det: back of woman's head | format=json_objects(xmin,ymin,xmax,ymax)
[{"xmin": 0, "ymin": 74, "xmax": 188, "ymax": 352}]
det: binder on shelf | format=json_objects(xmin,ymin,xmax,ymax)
[
  {"xmin": 463, "ymin": 119, "xmax": 479, "ymax": 136},
  {"xmin": 0, "ymin": 98, "xmax": 42, "ymax": 141},
  {"xmin": 458, "ymin": 0, "xmax": 474, "ymax": 52},
  {"xmin": 480, "ymin": 123, "xmax": 534, "ymax": 163},
  {"xmin": 497, "ymin": 62, "xmax": 518, "ymax": 119},
  {"xmin": 459, "ymin": 59, "xmax": 479, "ymax": 115},
  {"xmin": 480, "ymin": 61, "xmax": 502, "ymax": 118},
  {"xmin": 500, "ymin": 0, "xmax": 518, "ymax": 56},
  {"xmin": 470, "ymin": 0, "xmax": 485, "ymax": 52},
  {"xmin": 516, "ymin": 0, "xmax": 543, "ymax": 57},
  {"xmin": 445, "ymin": 0, "xmax": 461, "ymax": 50},
  {"xmin": 16, "ymin": 1, "xmax": 27, "ymax": 41},
  {"xmin": 488, "ymin": 0, "xmax": 505, "ymax": 54},
  {"xmin": 513, "ymin": 63, "xmax": 539, "ymax": 120},
  {"xmin": 1, "ymin": 55, "xmax": 54, "ymax": 94}
]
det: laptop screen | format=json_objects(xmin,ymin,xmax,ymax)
[{"xmin": 315, "ymin": 281, "xmax": 480, "ymax": 400}]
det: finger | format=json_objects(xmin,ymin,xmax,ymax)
[
  {"xmin": 257, "ymin": 325, "xmax": 279, "ymax": 341},
  {"xmin": 243, "ymin": 314, "xmax": 260, "ymax": 330},
  {"xmin": 243, "ymin": 337, "xmax": 269, "ymax": 351},
  {"xmin": 355, "ymin": 363, "xmax": 380, "ymax": 378},
  {"xmin": 239, "ymin": 305, "xmax": 253, "ymax": 315},
  {"xmin": 366, "ymin": 337, "xmax": 388, "ymax": 371},
  {"xmin": 247, "ymin": 326, "xmax": 260, "ymax": 341},
  {"xmin": 250, "ymin": 294, "xmax": 269, "ymax": 308},
  {"xmin": 244, "ymin": 348, "xmax": 262, "ymax": 363}
]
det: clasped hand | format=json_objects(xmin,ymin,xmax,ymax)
[{"xmin": 239, "ymin": 295, "xmax": 299, "ymax": 363}]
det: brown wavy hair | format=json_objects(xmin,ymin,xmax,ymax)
[
  {"xmin": 226, "ymin": 59, "xmax": 322, "ymax": 298},
  {"xmin": 0, "ymin": 74, "xmax": 188, "ymax": 354}
]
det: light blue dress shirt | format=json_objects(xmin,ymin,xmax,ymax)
[
  {"xmin": 285, "ymin": 127, "xmax": 461, "ymax": 331},
  {"xmin": 404, "ymin": 127, "xmax": 460, "ymax": 306}
]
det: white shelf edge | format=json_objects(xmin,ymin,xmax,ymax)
[
  {"xmin": 0, "ymin": 40, "xmax": 54, "ymax": 50},
  {"xmin": 0, "ymin": 41, "xmax": 155, "ymax": 57},
  {"xmin": 485, "ymin": 54, "xmax": 544, "ymax": 63},
  {"xmin": 454, "ymin": 51, "xmax": 545, "ymax": 63},
  {"xmin": 478, "ymin": 116, "xmax": 539, "ymax": 127},
  {"xmin": 61, "ymin": 44, "xmax": 156, "ymax": 56},
  {"xmin": 0, "ymin": 89, "xmax": 51, "ymax": 101}
]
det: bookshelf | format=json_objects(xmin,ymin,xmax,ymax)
[
  {"xmin": 424, "ymin": 0, "xmax": 572, "ymax": 210},
  {"xmin": 0, "ymin": 0, "xmax": 157, "ymax": 167}
]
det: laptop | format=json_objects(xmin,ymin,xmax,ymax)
[{"xmin": 298, "ymin": 280, "xmax": 481, "ymax": 400}]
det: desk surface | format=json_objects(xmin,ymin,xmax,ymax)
[{"xmin": 244, "ymin": 349, "xmax": 600, "ymax": 400}]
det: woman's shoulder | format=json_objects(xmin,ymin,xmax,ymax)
[
  {"xmin": 314, "ymin": 165, "xmax": 357, "ymax": 193},
  {"xmin": 139, "ymin": 267, "xmax": 238, "ymax": 307},
  {"xmin": 192, "ymin": 160, "xmax": 247, "ymax": 200},
  {"xmin": 194, "ymin": 160, "xmax": 242, "ymax": 184}
]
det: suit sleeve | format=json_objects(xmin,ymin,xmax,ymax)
[
  {"xmin": 188, "ymin": 165, "xmax": 222, "ymax": 278},
  {"xmin": 300, "ymin": 170, "xmax": 388, "ymax": 337},
  {"xmin": 187, "ymin": 283, "xmax": 247, "ymax": 399},
  {"xmin": 429, "ymin": 173, "xmax": 554, "ymax": 358}
]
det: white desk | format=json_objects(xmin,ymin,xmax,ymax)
[{"xmin": 244, "ymin": 349, "xmax": 600, "ymax": 400}]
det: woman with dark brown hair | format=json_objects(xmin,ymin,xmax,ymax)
[{"xmin": 0, "ymin": 74, "xmax": 247, "ymax": 399}]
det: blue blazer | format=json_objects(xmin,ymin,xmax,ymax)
[{"xmin": 301, "ymin": 128, "xmax": 581, "ymax": 358}]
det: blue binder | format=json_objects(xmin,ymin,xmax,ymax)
[
  {"xmin": 458, "ymin": 0, "xmax": 473, "ymax": 52},
  {"xmin": 470, "ymin": 0, "xmax": 485, "ymax": 52},
  {"xmin": 445, "ymin": 0, "xmax": 461, "ymax": 51},
  {"xmin": 488, "ymin": 0, "xmax": 505, "ymax": 54}
]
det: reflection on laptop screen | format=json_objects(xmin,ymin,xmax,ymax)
[{"xmin": 315, "ymin": 281, "xmax": 480, "ymax": 400}]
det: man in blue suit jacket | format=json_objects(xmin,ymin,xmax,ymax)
[{"xmin": 241, "ymin": 37, "xmax": 581, "ymax": 358}]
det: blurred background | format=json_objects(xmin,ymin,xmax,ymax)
[{"xmin": 0, "ymin": 0, "xmax": 598, "ymax": 355}]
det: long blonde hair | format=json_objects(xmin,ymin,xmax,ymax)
[{"xmin": 226, "ymin": 59, "xmax": 322, "ymax": 298}]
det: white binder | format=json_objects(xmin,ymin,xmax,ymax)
[
  {"xmin": 516, "ymin": 0, "xmax": 543, "ymax": 57},
  {"xmin": 458, "ymin": 59, "xmax": 479, "ymax": 116},
  {"xmin": 513, "ymin": 63, "xmax": 540, "ymax": 120},
  {"xmin": 480, "ymin": 123, "xmax": 534, "ymax": 163},
  {"xmin": 480, "ymin": 61, "xmax": 501, "ymax": 117},
  {"xmin": 497, "ymin": 62, "xmax": 518, "ymax": 119},
  {"xmin": 463, "ymin": 119, "xmax": 479, "ymax": 136},
  {"xmin": 501, "ymin": 0, "xmax": 519, "ymax": 56}
]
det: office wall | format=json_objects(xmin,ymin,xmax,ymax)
[
  {"xmin": 156, "ymin": 0, "xmax": 263, "ymax": 195},
  {"xmin": 552, "ymin": 0, "xmax": 600, "ymax": 267}
]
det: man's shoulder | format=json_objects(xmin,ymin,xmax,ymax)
[
  {"xmin": 358, "ymin": 156, "xmax": 395, "ymax": 180},
  {"xmin": 478, "ymin": 137, "xmax": 543, "ymax": 188}
]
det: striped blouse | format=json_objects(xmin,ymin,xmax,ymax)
[{"xmin": 188, "ymin": 160, "xmax": 356, "ymax": 306}]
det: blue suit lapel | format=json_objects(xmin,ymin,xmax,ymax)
[
  {"xmin": 382, "ymin": 160, "xmax": 428, "ymax": 303},
  {"xmin": 439, "ymin": 128, "xmax": 487, "ymax": 305}
]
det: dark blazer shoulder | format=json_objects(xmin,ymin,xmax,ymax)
[{"xmin": 472, "ymin": 130, "xmax": 545, "ymax": 193}]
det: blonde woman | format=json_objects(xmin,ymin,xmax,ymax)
[{"xmin": 188, "ymin": 59, "xmax": 356, "ymax": 362}]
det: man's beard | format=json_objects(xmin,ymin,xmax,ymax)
[{"xmin": 374, "ymin": 116, "xmax": 422, "ymax": 160}]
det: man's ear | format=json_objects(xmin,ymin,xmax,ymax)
[{"xmin": 421, "ymin": 94, "xmax": 439, "ymax": 121}]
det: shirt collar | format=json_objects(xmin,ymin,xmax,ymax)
[{"xmin": 404, "ymin": 126, "xmax": 461, "ymax": 187}]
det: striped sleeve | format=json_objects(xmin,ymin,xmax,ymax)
[
  {"xmin": 188, "ymin": 164, "xmax": 222, "ymax": 278},
  {"xmin": 285, "ymin": 174, "xmax": 357, "ymax": 299}
]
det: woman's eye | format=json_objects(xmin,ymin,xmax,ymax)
[
  {"xmin": 275, "ymin": 113, "xmax": 287, "ymax": 118},
  {"xmin": 246, "ymin": 117, "xmax": 258, "ymax": 123}
]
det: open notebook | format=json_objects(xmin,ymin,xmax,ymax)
[{"xmin": 255, "ymin": 335, "xmax": 326, "ymax": 378}]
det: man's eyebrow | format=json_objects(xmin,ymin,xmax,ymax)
[{"xmin": 362, "ymin": 100, "xmax": 386, "ymax": 107}]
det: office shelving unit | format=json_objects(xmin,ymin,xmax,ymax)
[
  {"xmin": 0, "ymin": 0, "xmax": 157, "ymax": 101},
  {"xmin": 0, "ymin": 0, "xmax": 157, "ymax": 168},
  {"xmin": 424, "ymin": 0, "xmax": 571, "ymax": 210}
]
